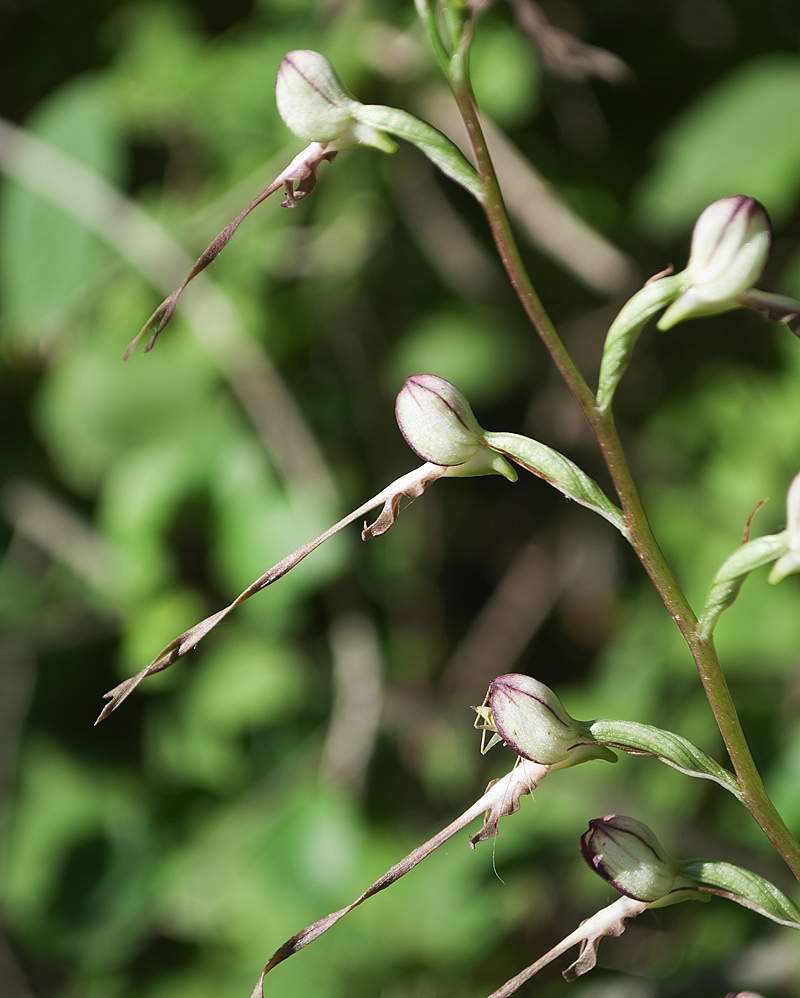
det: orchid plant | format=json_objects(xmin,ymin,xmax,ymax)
[{"xmin": 100, "ymin": 2, "xmax": 800, "ymax": 995}]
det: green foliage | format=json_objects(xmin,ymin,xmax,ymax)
[
  {"xmin": 469, "ymin": 21, "xmax": 540, "ymax": 128},
  {"xmin": 388, "ymin": 307, "xmax": 525, "ymax": 402},
  {"xmin": 637, "ymin": 54, "xmax": 800, "ymax": 235},
  {"xmin": 3, "ymin": 2, "xmax": 800, "ymax": 998},
  {"xmin": 0, "ymin": 76, "xmax": 121, "ymax": 339}
]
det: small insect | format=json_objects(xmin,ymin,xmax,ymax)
[{"xmin": 472, "ymin": 682, "xmax": 505, "ymax": 756}]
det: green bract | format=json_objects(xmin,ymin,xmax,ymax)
[
  {"xmin": 595, "ymin": 273, "xmax": 684, "ymax": 412},
  {"xmin": 697, "ymin": 531, "xmax": 789, "ymax": 637},
  {"xmin": 482, "ymin": 431, "xmax": 627, "ymax": 533},
  {"xmin": 679, "ymin": 858, "xmax": 800, "ymax": 929},
  {"xmin": 587, "ymin": 718, "xmax": 739, "ymax": 795}
]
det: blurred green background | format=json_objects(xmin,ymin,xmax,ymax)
[{"xmin": 2, "ymin": 1, "xmax": 800, "ymax": 996}]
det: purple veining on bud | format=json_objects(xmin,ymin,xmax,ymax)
[
  {"xmin": 276, "ymin": 51, "xmax": 358, "ymax": 143},
  {"xmin": 275, "ymin": 50, "xmax": 397, "ymax": 153},
  {"xmin": 658, "ymin": 196, "xmax": 772, "ymax": 329},
  {"xmin": 395, "ymin": 375, "xmax": 516, "ymax": 480},
  {"xmin": 580, "ymin": 815, "xmax": 696, "ymax": 903},
  {"xmin": 488, "ymin": 674, "xmax": 615, "ymax": 767},
  {"xmin": 686, "ymin": 196, "xmax": 770, "ymax": 285},
  {"xmin": 395, "ymin": 374, "xmax": 485, "ymax": 466},
  {"xmin": 769, "ymin": 470, "xmax": 800, "ymax": 584}
]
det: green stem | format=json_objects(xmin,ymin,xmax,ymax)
[
  {"xmin": 414, "ymin": 0, "xmax": 451, "ymax": 74},
  {"xmin": 447, "ymin": 37, "xmax": 800, "ymax": 881}
]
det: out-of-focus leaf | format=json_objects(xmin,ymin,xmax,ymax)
[
  {"xmin": 636, "ymin": 56, "xmax": 800, "ymax": 237},
  {"xmin": 0, "ymin": 75, "xmax": 121, "ymax": 341},
  {"xmin": 185, "ymin": 631, "xmax": 307, "ymax": 734},
  {"xmin": 210, "ymin": 436, "xmax": 345, "ymax": 619},
  {"xmin": 2, "ymin": 740, "xmax": 149, "ymax": 963},
  {"xmin": 470, "ymin": 22, "xmax": 540, "ymax": 128},
  {"xmin": 388, "ymin": 308, "xmax": 525, "ymax": 403},
  {"xmin": 33, "ymin": 289, "xmax": 219, "ymax": 492}
]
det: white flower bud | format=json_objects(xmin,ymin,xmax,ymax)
[
  {"xmin": 488, "ymin": 674, "xmax": 616, "ymax": 768},
  {"xmin": 658, "ymin": 196, "xmax": 772, "ymax": 330},
  {"xmin": 581, "ymin": 815, "xmax": 697, "ymax": 904},
  {"xmin": 395, "ymin": 374, "xmax": 485, "ymax": 466},
  {"xmin": 395, "ymin": 376, "xmax": 516, "ymax": 480},
  {"xmin": 769, "ymin": 470, "xmax": 800, "ymax": 584},
  {"xmin": 275, "ymin": 50, "xmax": 397, "ymax": 153}
]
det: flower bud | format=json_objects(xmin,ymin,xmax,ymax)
[
  {"xmin": 488, "ymin": 674, "xmax": 616, "ymax": 768},
  {"xmin": 581, "ymin": 815, "xmax": 697, "ymax": 904},
  {"xmin": 396, "ymin": 374, "xmax": 485, "ymax": 466},
  {"xmin": 658, "ymin": 196, "xmax": 772, "ymax": 330},
  {"xmin": 276, "ymin": 50, "xmax": 397, "ymax": 153},
  {"xmin": 769, "ymin": 470, "xmax": 800, "ymax": 584},
  {"xmin": 395, "ymin": 375, "xmax": 515, "ymax": 480}
]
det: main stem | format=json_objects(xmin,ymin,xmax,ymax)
[{"xmin": 448, "ymin": 42, "xmax": 800, "ymax": 880}]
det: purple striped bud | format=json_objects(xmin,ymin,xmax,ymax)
[
  {"xmin": 488, "ymin": 674, "xmax": 616, "ymax": 767},
  {"xmin": 276, "ymin": 51, "xmax": 396, "ymax": 153},
  {"xmin": 396, "ymin": 374, "xmax": 484, "ymax": 466},
  {"xmin": 658, "ymin": 197, "xmax": 771, "ymax": 330},
  {"xmin": 395, "ymin": 375, "xmax": 516, "ymax": 479},
  {"xmin": 581, "ymin": 815, "xmax": 697, "ymax": 904}
]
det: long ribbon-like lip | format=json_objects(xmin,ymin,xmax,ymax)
[{"xmin": 741, "ymin": 289, "xmax": 800, "ymax": 336}]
